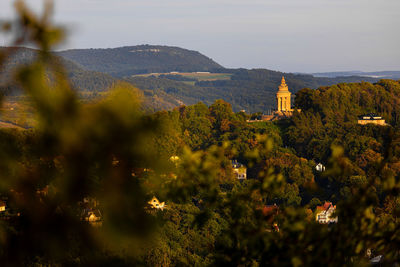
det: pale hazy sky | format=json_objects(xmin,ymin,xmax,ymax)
[{"xmin": 1, "ymin": 0, "xmax": 399, "ymax": 72}]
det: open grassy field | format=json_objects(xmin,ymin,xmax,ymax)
[
  {"xmin": 132, "ymin": 72, "xmax": 232, "ymax": 81},
  {"xmin": 0, "ymin": 97, "xmax": 36, "ymax": 128}
]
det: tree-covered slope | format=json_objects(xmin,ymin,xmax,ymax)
[
  {"xmin": 1, "ymin": 47, "xmax": 382, "ymax": 113},
  {"xmin": 126, "ymin": 68, "xmax": 380, "ymax": 113},
  {"xmin": 58, "ymin": 45, "xmax": 223, "ymax": 77},
  {"xmin": 287, "ymin": 79, "xmax": 400, "ymax": 162},
  {"xmin": 0, "ymin": 47, "xmax": 118, "ymax": 94},
  {"xmin": 0, "ymin": 47, "xmax": 187, "ymax": 112},
  {"xmin": 3, "ymin": 5, "xmax": 400, "ymax": 265}
]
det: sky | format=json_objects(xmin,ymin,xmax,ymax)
[{"xmin": 1, "ymin": 0, "xmax": 400, "ymax": 73}]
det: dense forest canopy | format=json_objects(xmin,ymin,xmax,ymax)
[
  {"xmin": 0, "ymin": 1, "xmax": 399, "ymax": 266},
  {"xmin": 290, "ymin": 80, "xmax": 400, "ymax": 161},
  {"xmin": 1, "ymin": 46, "xmax": 381, "ymax": 113},
  {"xmin": 0, "ymin": 46, "xmax": 118, "ymax": 95},
  {"xmin": 57, "ymin": 46, "xmax": 382, "ymax": 112},
  {"xmin": 126, "ymin": 69, "xmax": 379, "ymax": 113},
  {"xmin": 58, "ymin": 45, "xmax": 223, "ymax": 77}
]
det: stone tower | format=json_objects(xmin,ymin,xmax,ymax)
[{"xmin": 276, "ymin": 76, "xmax": 291, "ymax": 112}]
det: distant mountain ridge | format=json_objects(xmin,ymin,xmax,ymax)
[
  {"xmin": 0, "ymin": 46, "xmax": 194, "ymax": 112},
  {"xmin": 1, "ymin": 45, "xmax": 395, "ymax": 113},
  {"xmin": 57, "ymin": 45, "xmax": 223, "ymax": 77},
  {"xmin": 312, "ymin": 70, "xmax": 400, "ymax": 79}
]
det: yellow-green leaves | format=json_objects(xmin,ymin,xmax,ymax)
[{"xmin": 14, "ymin": 0, "xmax": 64, "ymax": 51}]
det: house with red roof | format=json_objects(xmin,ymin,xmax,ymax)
[
  {"xmin": 315, "ymin": 201, "xmax": 338, "ymax": 224},
  {"xmin": 259, "ymin": 204, "xmax": 280, "ymax": 232}
]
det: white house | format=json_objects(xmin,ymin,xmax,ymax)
[
  {"xmin": 316, "ymin": 201, "xmax": 338, "ymax": 224},
  {"xmin": 315, "ymin": 163, "xmax": 326, "ymax": 172}
]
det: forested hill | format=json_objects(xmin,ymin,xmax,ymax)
[
  {"xmin": 57, "ymin": 45, "xmax": 223, "ymax": 77},
  {"xmin": 127, "ymin": 68, "xmax": 379, "ymax": 113},
  {"xmin": 286, "ymin": 79, "xmax": 400, "ymax": 165},
  {"xmin": 1, "ymin": 46, "xmax": 384, "ymax": 113},
  {"xmin": 0, "ymin": 47, "xmax": 118, "ymax": 95},
  {"xmin": 0, "ymin": 47, "xmax": 194, "ymax": 112}
]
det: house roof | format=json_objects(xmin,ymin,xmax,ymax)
[
  {"xmin": 358, "ymin": 113, "xmax": 382, "ymax": 120},
  {"xmin": 316, "ymin": 201, "xmax": 336, "ymax": 212},
  {"xmin": 36, "ymin": 185, "xmax": 49, "ymax": 195},
  {"xmin": 92, "ymin": 209, "xmax": 102, "ymax": 218},
  {"xmin": 262, "ymin": 204, "xmax": 279, "ymax": 216},
  {"xmin": 148, "ymin": 196, "xmax": 166, "ymax": 210},
  {"xmin": 82, "ymin": 208, "xmax": 102, "ymax": 218},
  {"xmin": 278, "ymin": 76, "xmax": 289, "ymax": 92},
  {"xmin": 232, "ymin": 160, "xmax": 245, "ymax": 168}
]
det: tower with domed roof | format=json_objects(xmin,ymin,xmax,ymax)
[
  {"xmin": 249, "ymin": 76, "xmax": 298, "ymax": 122},
  {"xmin": 276, "ymin": 76, "xmax": 292, "ymax": 112}
]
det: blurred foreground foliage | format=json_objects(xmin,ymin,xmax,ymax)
[{"xmin": 0, "ymin": 1, "xmax": 399, "ymax": 266}]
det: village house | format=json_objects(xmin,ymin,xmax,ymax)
[
  {"xmin": 169, "ymin": 155, "xmax": 180, "ymax": 168},
  {"xmin": 0, "ymin": 200, "xmax": 6, "ymax": 212},
  {"xmin": 231, "ymin": 160, "xmax": 247, "ymax": 180},
  {"xmin": 357, "ymin": 113, "xmax": 387, "ymax": 126},
  {"xmin": 260, "ymin": 204, "xmax": 280, "ymax": 232},
  {"xmin": 148, "ymin": 196, "xmax": 166, "ymax": 210},
  {"xmin": 315, "ymin": 163, "xmax": 326, "ymax": 172},
  {"xmin": 36, "ymin": 185, "xmax": 49, "ymax": 197},
  {"xmin": 81, "ymin": 208, "xmax": 102, "ymax": 226},
  {"xmin": 82, "ymin": 197, "xmax": 100, "ymax": 207},
  {"xmin": 315, "ymin": 201, "xmax": 338, "ymax": 224}
]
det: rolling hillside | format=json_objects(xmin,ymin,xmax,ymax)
[
  {"xmin": 0, "ymin": 47, "xmax": 118, "ymax": 95},
  {"xmin": 58, "ymin": 45, "xmax": 223, "ymax": 77},
  {"xmin": 1, "ymin": 46, "xmax": 385, "ymax": 114},
  {"xmin": 127, "ymin": 68, "xmax": 379, "ymax": 113},
  {"xmin": 0, "ymin": 47, "xmax": 187, "ymax": 113},
  {"xmin": 56, "ymin": 45, "xmax": 381, "ymax": 112}
]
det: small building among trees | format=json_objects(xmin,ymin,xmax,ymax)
[
  {"xmin": 357, "ymin": 113, "xmax": 386, "ymax": 126},
  {"xmin": 231, "ymin": 160, "xmax": 247, "ymax": 180},
  {"xmin": 81, "ymin": 208, "xmax": 102, "ymax": 226},
  {"xmin": 148, "ymin": 197, "xmax": 166, "ymax": 210},
  {"xmin": 315, "ymin": 201, "xmax": 338, "ymax": 224},
  {"xmin": 315, "ymin": 163, "xmax": 326, "ymax": 172},
  {"xmin": 0, "ymin": 201, "xmax": 6, "ymax": 212}
]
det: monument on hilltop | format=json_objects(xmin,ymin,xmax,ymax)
[
  {"xmin": 254, "ymin": 76, "xmax": 298, "ymax": 122},
  {"xmin": 276, "ymin": 76, "xmax": 293, "ymax": 114}
]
